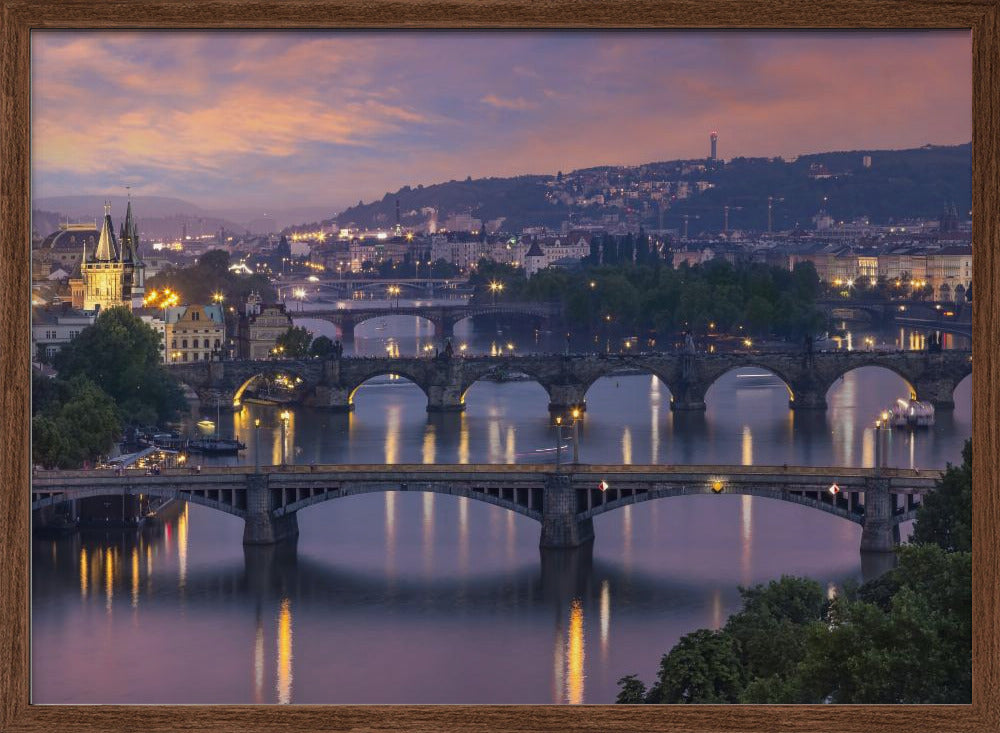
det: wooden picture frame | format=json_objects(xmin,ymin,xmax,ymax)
[{"xmin": 2, "ymin": 1, "xmax": 996, "ymax": 730}]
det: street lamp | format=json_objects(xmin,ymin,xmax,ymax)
[
  {"xmin": 388, "ymin": 285, "xmax": 401, "ymax": 308},
  {"xmin": 571, "ymin": 407, "xmax": 581, "ymax": 464},
  {"xmin": 212, "ymin": 291, "xmax": 225, "ymax": 304},
  {"xmin": 488, "ymin": 280, "xmax": 504, "ymax": 305},
  {"xmin": 554, "ymin": 416, "xmax": 563, "ymax": 469},
  {"xmin": 254, "ymin": 418, "xmax": 261, "ymax": 472},
  {"xmin": 280, "ymin": 411, "xmax": 290, "ymax": 465}
]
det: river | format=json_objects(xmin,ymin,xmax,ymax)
[{"xmin": 31, "ymin": 307, "xmax": 971, "ymax": 704}]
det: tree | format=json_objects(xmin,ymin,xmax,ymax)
[
  {"xmin": 645, "ymin": 629, "xmax": 743, "ymax": 703},
  {"xmin": 615, "ymin": 675, "xmax": 647, "ymax": 704},
  {"xmin": 310, "ymin": 335, "xmax": 334, "ymax": 358},
  {"xmin": 276, "ymin": 326, "xmax": 313, "ymax": 358},
  {"xmin": 32, "ymin": 375, "xmax": 121, "ymax": 468},
  {"xmin": 911, "ymin": 439, "xmax": 971, "ymax": 552},
  {"xmin": 53, "ymin": 307, "xmax": 185, "ymax": 425}
]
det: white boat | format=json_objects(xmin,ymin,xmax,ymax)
[{"xmin": 888, "ymin": 398, "xmax": 935, "ymax": 428}]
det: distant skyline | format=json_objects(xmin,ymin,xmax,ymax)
[{"xmin": 32, "ymin": 31, "xmax": 971, "ymax": 213}]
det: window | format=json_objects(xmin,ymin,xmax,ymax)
[
  {"xmin": 214, "ymin": 339, "xmax": 221, "ymax": 348},
  {"xmin": 171, "ymin": 339, "xmax": 177, "ymax": 348},
  {"xmin": 182, "ymin": 353, "xmax": 188, "ymax": 362},
  {"xmin": 203, "ymin": 339, "xmax": 209, "ymax": 348},
  {"xmin": 182, "ymin": 339, "xmax": 188, "ymax": 348},
  {"xmin": 192, "ymin": 311, "xmax": 200, "ymax": 321},
  {"xmin": 193, "ymin": 352, "xmax": 199, "ymax": 361}
]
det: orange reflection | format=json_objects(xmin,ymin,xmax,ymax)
[
  {"xmin": 276, "ymin": 598, "xmax": 293, "ymax": 704},
  {"xmin": 79, "ymin": 547, "xmax": 88, "ymax": 599},
  {"xmin": 566, "ymin": 599, "xmax": 585, "ymax": 705}
]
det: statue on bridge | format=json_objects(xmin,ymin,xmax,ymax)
[
  {"xmin": 443, "ymin": 339, "xmax": 454, "ymax": 359},
  {"xmin": 684, "ymin": 331, "xmax": 696, "ymax": 354}
]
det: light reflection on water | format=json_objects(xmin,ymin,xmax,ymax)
[{"xmin": 32, "ymin": 321, "xmax": 971, "ymax": 705}]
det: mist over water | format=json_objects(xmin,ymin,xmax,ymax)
[{"xmin": 32, "ymin": 315, "xmax": 971, "ymax": 704}]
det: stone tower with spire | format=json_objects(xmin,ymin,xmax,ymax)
[
  {"xmin": 79, "ymin": 199, "xmax": 142, "ymax": 312},
  {"xmin": 118, "ymin": 192, "xmax": 146, "ymax": 307}
]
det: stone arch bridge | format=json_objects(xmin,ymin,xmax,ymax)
[
  {"xmin": 293, "ymin": 301, "xmax": 560, "ymax": 340},
  {"xmin": 166, "ymin": 350, "xmax": 971, "ymax": 416},
  {"xmin": 32, "ymin": 464, "xmax": 938, "ymax": 554}
]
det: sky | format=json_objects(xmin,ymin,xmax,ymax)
[{"xmin": 31, "ymin": 31, "xmax": 971, "ymax": 212}]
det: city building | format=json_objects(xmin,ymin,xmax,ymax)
[
  {"xmin": 31, "ymin": 306, "xmax": 95, "ymax": 361},
  {"xmin": 237, "ymin": 292, "xmax": 294, "ymax": 360},
  {"xmin": 69, "ymin": 200, "xmax": 145, "ymax": 312},
  {"xmin": 163, "ymin": 303, "xmax": 225, "ymax": 363}
]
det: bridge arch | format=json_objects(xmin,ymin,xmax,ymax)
[
  {"xmin": 824, "ymin": 364, "xmax": 918, "ymax": 404},
  {"xmin": 350, "ymin": 311, "xmax": 438, "ymax": 335},
  {"xmin": 232, "ymin": 368, "xmax": 312, "ymax": 408},
  {"xmin": 459, "ymin": 363, "xmax": 557, "ymax": 404},
  {"xmin": 273, "ymin": 483, "xmax": 543, "ymax": 522},
  {"xmin": 702, "ymin": 364, "xmax": 797, "ymax": 405},
  {"xmin": 579, "ymin": 484, "xmax": 863, "ymax": 524},
  {"xmin": 346, "ymin": 369, "xmax": 433, "ymax": 410},
  {"xmin": 449, "ymin": 306, "xmax": 552, "ymax": 334},
  {"xmin": 31, "ymin": 485, "xmax": 249, "ymax": 519}
]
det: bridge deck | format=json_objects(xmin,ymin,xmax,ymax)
[{"xmin": 33, "ymin": 463, "xmax": 941, "ymax": 488}]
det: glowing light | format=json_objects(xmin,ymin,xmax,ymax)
[
  {"xmin": 711, "ymin": 479, "xmax": 725, "ymax": 493},
  {"xmin": 276, "ymin": 598, "xmax": 293, "ymax": 704},
  {"xmin": 829, "ymin": 483, "xmax": 841, "ymax": 495},
  {"xmin": 566, "ymin": 599, "xmax": 585, "ymax": 705}
]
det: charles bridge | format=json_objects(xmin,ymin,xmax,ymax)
[
  {"xmin": 166, "ymin": 350, "xmax": 972, "ymax": 417},
  {"xmin": 32, "ymin": 463, "xmax": 938, "ymax": 553}
]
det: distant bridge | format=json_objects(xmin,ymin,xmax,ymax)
[
  {"xmin": 289, "ymin": 301, "xmax": 560, "ymax": 340},
  {"xmin": 166, "ymin": 350, "xmax": 972, "ymax": 416},
  {"xmin": 32, "ymin": 463, "xmax": 938, "ymax": 553}
]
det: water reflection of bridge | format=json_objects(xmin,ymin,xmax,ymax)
[{"xmin": 33, "ymin": 463, "xmax": 938, "ymax": 553}]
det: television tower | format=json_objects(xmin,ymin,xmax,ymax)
[{"xmin": 710, "ymin": 131, "xmax": 718, "ymax": 161}]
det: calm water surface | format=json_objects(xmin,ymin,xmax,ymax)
[{"xmin": 32, "ymin": 313, "xmax": 971, "ymax": 704}]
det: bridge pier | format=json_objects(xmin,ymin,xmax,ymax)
[
  {"xmin": 789, "ymin": 388, "xmax": 827, "ymax": 410},
  {"xmin": 243, "ymin": 474, "xmax": 300, "ymax": 545},
  {"xmin": 306, "ymin": 385, "xmax": 354, "ymax": 411},
  {"xmin": 670, "ymin": 384, "xmax": 707, "ymax": 411},
  {"xmin": 912, "ymin": 377, "xmax": 957, "ymax": 410},
  {"xmin": 540, "ymin": 473, "xmax": 594, "ymax": 549},
  {"xmin": 427, "ymin": 384, "xmax": 465, "ymax": 412},
  {"xmin": 547, "ymin": 383, "xmax": 587, "ymax": 421},
  {"xmin": 860, "ymin": 476, "xmax": 895, "ymax": 553}
]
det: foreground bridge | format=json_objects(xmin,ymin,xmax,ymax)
[
  {"xmin": 33, "ymin": 464, "xmax": 939, "ymax": 553},
  {"xmin": 291, "ymin": 301, "xmax": 560, "ymax": 340},
  {"xmin": 167, "ymin": 350, "xmax": 971, "ymax": 416}
]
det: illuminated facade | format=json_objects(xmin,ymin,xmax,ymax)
[{"xmin": 73, "ymin": 200, "xmax": 145, "ymax": 312}]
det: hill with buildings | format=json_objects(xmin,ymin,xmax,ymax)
[{"xmin": 316, "ymin": 143, "xmax": 970, "ymax": 237}]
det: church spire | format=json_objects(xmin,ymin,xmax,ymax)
[
  {"xmin": 120, "ymin": 188, "xmax": 138, "ymax": 262},
  {"xmin": 94, "ymin": 201, "xmax": 118, "ymax": 261}
]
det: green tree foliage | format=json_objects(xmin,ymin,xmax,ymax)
[
  {"xmin": 53, "ymin": 307, "xmax": 185, "ymax": 425},
  {"xmin": 276, "ymin": 326, "xmax": 313, "ymax": 358},
  {"xmin": 32, "ymin": 375, "xmax": 121, "ymax": 468},
  {"xmin": 645, "ymin": 629, "xmax": 744, "ymax": 703},
  {"xmin": 615, "ymin": 675, "xmax": 648, "ymax": 704},
  {"xmin": 911, "ymin": 439, "xmax": 971, "ymax": 552},
  {"xmin": 309, "ymin": 335, "xmax": 334, "ymax": 358},
  {"xmin": 472, "ymin": 257, "xmax": 825, "ymax": 340},
  {"xmin": 146, "ymin": 248, "xmax": 276, "ymax": 305}
]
